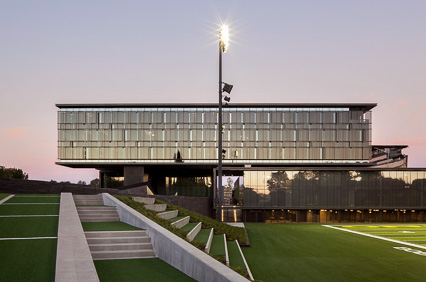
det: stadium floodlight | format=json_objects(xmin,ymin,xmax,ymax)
[
  {"xmin": 219, "ymin": 25, "xmax": 230, "ymax": 52},
  {"xmin": 222, "ymin": 83, "xmax": 233, "ymax": 94}
]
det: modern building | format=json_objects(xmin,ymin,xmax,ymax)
[{"xmin": 56, "ymin": 103, "xmax": 426, "ymax": 223}]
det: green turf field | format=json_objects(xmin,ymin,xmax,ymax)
[
  {"xmin": 243, "ymin": 223, "xmax": 426, "ymax": 282},
  {"xmin": 0, "ymin": 194, "xmax": 59, "ymax": 282},
  {"xmin": 94, "ymin": 258, "xmax": 195, "ymax": 281},
  {"xmin": 330, "ymin": 224, "xmax": 426, "ymax": 247},
  {"xmin": 0, "ymin": 193, "xmax": 10, "ymax": 201},
  {"xmin": 0, "ymin": 216, "xmax": 58, "ymax": 238},
  {"xmin": 0, "ymin": 239, "xmax": 57, "ymax": 282},
  {"xmin": 7, "ymin": 196, "xmax": 60, "ymax": 203},
  {"xmin": 0, "ymin": 204, "xmax": 59, "ymax": 215},
  {"xmin": 82, "ymin": 221, "xmax": 142, "ymax": 231}
]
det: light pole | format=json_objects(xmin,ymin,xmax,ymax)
[{"xmin": 218, "ymin": 25, "xmax": 230, "ymax": 221}]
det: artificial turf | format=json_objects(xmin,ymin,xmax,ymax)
[
  {"xmin": 94, "ymin": 258, "xmax": 195, "ymax": 282},
  {"xmin": 243, "ymin": 223, "xmax": 426, "ymax": 282},
  {"xmin": 180, "ymin": 222, "xmax": 198, "ymax": 232},
  {"xmin": 0, "ymin": 217, "xmax": 58, "ymax": 238},
  {"xmin": 194, "ymin": 228, "xmax": 211, "ymax": 243},
  {"xmin": 0, "ymin": 204, "xmax": 59, "ymax": 215},
  {"xmin": 82, "ymin": 221, "xmax": 142, "ymax": 231},
  {"xmin": 0, "ymin": 239, "xmax": 57, "ymax": 282},
  {"xmin": 6, "ymin": 196, "xmax": 60, "ymax": 203},
  {"xmin": 227, "ymin": 241, "xmax": 246, "ymax": 269},
  {"xmin": 337, "ymin": 224, "xmax": 426, "ymax": 246},
  {"xmin": 0, "ymin": 193, "xmax": 10, "ymax": 201},
  {"xmin": 169, "ymin": 216, "xmax": 185, "ymax": 222},
  {"xmin": 210, "ymin": 234, "xmax": 226, "ymax": 257}
]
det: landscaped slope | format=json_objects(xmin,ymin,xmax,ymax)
[{"xmin": 114, "ymin": 195, "xmax": 252, "ymax": 279}]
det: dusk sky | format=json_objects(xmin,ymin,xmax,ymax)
[{"xmin": 1, "ymin": 1, "xmax": 425, "ymax": 183}]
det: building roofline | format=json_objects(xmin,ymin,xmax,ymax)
[{"xmin": 56, "ymin": 103, "xmax": 377, "ymax": 110}]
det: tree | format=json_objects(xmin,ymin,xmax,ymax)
[
  {"xmin": 90, "ymin": 178, "xmax": 100, "ymax": 187},
  {"xmin": 267, "ymin": 171, "xmax": 289, "ymax": 192},
  {"xmin": 0, "ymin": 166, "xmax": 29, "ymax": 180},
  {"xmin": 77, "ymin": 180, "xmax": 87, "ymax": 185}
]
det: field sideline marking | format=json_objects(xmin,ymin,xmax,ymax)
[
  {"xmin": 0, "ymin": 237, "xmax": 57, "ymax": 241},
  {"xmin": 0, "ymin": 215, "xmax": 59, "ymax": 218},
  {"xmin": 323, "ymin": 225, "xmax": 426, "ymax": 250},
  {"xmin": 0, "ymin": 195, "xmax": 15, "ymax": 205}
]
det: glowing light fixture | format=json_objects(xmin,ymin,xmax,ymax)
[{"xmin": 219, "ymin": 25, "xmax": 230, "ymax": 52}]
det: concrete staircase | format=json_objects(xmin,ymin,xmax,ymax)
[
  {"xmin": 73, "ymin": 194, "xmax": 104, "ymax": 206},
  {"xmin": 77, "ymin": 206, "xmax": 120, "ymax": 222},
  {"xmin": 85, "ymin": 230, "xmax": 155, "ymax": 260}
]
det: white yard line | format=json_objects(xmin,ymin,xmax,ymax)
[
  {"xmin": 0, "ymin": 237, "xmax": 57, "ymax": 241},
  {"xmin": 323, "ymin": 225, "xmax": 426, "ymax": 250},
  {"xmin": 0, "ymin": 215, "xmax": 59, "ymax": 218},
  {"xmin": 0, "ymin": 195, "xmax": 15, "ymax": 205},
  {"xmin": 2, "ymin": 203, "xmax": 60, "ymax": 205}
]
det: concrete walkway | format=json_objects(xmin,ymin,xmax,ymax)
[{"xmin": 55, "ymin": 193, "xmax": 99, "ymax": 282}]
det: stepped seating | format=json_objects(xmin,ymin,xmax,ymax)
[
  {"xmin": 170, "ymin": 216, "xmax": 190, "ymax": 228},
  {"xmin": 85, "ymin": 230, "xmax": 155, "ymax": 260},
  {"xmin": 77, "ymin": 206, "xmax": 120, "ymax": 222},
  {"xmin": 73, "ymin": 194, "xmax": 104, "ymax": 206},
  {"xmin": 133, "ymin": 197, "xmax": 155, "ymax": 205},
  {"xmin": 157, "ymin": 210, "xmax": 178, "ymax": 219},
  {"xmin": 145, "ymin": 204, "xmax": 167, "ymax": 212}
]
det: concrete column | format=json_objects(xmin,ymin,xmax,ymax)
[
  {"xmin": 99, "ymin": 171, "xmax": 105, "ymax": 188},
  {"xmin": 124, "ymin": 166, "xmax": 144, "ymax": 186}
]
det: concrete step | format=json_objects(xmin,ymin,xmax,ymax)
[
  {"xmin": 145, "ymin": 204, "xmax": 167, "ymax": 212},
  {"xmin": 85, "ymin": 230, "xmax": 147, "ymax": 238},
  {"xmin": 89, "ymin": 242, "xmax": 153, "ymax": 252},
  {"xmin": 73, "ymin": 195, "xmax": 104, "ymax": 206},
  {"xmin": 205, "ymin": 228, "xmax": 215, "ymax": 254},
  {"xmin": 171, "ymin": 216, "xmax": 190, "ymax": 229},
  {"xmin": 77, "ymin": 206, "xmax": 117, "ymax": 211},
  {"xmin": 73, "ymin": 194, "xmax": 102, "ymax": 199},
  {"xmin": 187, "ymin": 222, "xmax": 202, "ymax": 242},
  {"xmin": 91, "ymin": 249, "xmax": 155, "ymax": 260},
  {"xmin": 86, "ymin": 236, "xmax": 151, "ymax": 244},
  {"xmin": 157, "ymin": 210, "xmax": 178, "ymax": 220},
  {"xmin": 80, "ymin": 217, "xmax": 120, "ymax": 222},
  {"xmin": 85, "ymin": 229, "xmax": 155, "ymax": 260},
  {"xmin": 78, "ymin": 211, "xmax": 118, "ymax": 217},
  {"xmin": 133, "ymin": 197, "xmax": 155, "ymax": 205},
  {"xmin": 74, "ymin": 200, "xmax": 104, "ymax": 205}
]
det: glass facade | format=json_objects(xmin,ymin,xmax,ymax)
[
  {"xmin": 241, "ymin": 170, "xmax": 426, "ymax": 209},
  {"xmin": 57, "ymin": 104, "xmax": 372, "ymax": 164}
]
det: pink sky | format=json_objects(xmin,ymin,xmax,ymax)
[{"xmin": 1, "ymin": 1, "xmax": 425, "ymax": 183}]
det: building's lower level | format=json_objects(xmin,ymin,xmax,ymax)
[
  {"xmin": 223, "ymin": 208, "xmax": 426, "ymax": 223},
  {"xmin": 91, "ymin": 165, "xmax": 426, "ymax": 223}
]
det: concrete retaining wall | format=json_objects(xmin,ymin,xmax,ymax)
[
  {"xmin": 55, "ymin": 193, "xmax": 99, "ymax": 282},
  {"xmin": 102, "ymin": 193, "xmax": 249, "ymax": 282}
]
